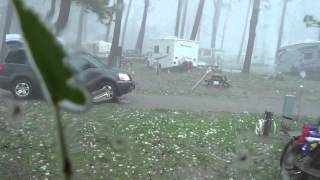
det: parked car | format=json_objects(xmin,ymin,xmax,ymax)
[{"xmin": 0, "ymin": 49, "xmax": 135, "ymax": 102}]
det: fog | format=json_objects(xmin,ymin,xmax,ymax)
[{"xmin": 2, "ymin": 0, "xmax": 318, "ymax": 65}]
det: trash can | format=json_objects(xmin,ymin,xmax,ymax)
[
  {"xmin": 282, "ymin": 95, "xmax": 296, "ymax": 130},
  {"xmin": 283, "ymin": 95, "xmax": 296, "ymax": 120}
]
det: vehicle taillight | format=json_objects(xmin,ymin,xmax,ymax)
[{"xmin": 0, "ymin": 64, "xmax": 3, "ymax": 73}]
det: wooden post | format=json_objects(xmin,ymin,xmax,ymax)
[{"xmin": 191, "ymin": 69, "xmax": 212, "ymax": 91}]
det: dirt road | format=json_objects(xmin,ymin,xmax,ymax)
[{"xmin": 121, "ymin": 93, "xmax": 320, "ymax": 117}]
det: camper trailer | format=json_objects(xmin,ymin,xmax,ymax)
[
  {"xmin": 146, "ymin": 37, "xmax": 199, "ymax": 69},
  {"xmin": 198, "ymin": 48, "xmax": 224, "ymax": 66},
  {"xmin": 85, "ymin": 41, "xmax": 112, "ymax": 59},
  {"xmin": 276, "ymin": 41, "xmax": 320, "ymax": 74}
]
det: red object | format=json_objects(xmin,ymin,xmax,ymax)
[
  {"xmin": 0, "ymin": 64, "xmax": 3, "ymax": 73},
  {"xmin": 297, "ymin": 124, "xmax": 310, "ymax": 143}
]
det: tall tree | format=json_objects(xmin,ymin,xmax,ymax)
[
  {"xmin": 211, "ymin": 0, "xmax": 222, "ymax": 49},
  {"xmin": 220, "ymin": 0, "xmax": 232, "ymax": 49},
  {"xmin": 121, "ymin": 0, "xmax": 133, "ymax": 46},
  {"xmin": 108, "ymin": 0, "xmax": 124, "ymax": 67},
  {"xmin": 180, "ymin": 0, "xmax": 188, "ymax": 38},
  {"xmin": 0, "ymin": 1, "xmax": 14, "ymax": 61},
  {"xmin": 174, "ymin": 0, "xmax": 183, "ymax": 37},
  {"xmin": 237, "ymin": 0, "xmax": 252, "ymax": 63},
  {"xmin": 190, "ymin": 0, "xmax": 205, "ymax": 40},
  {"xmin": 76, "ymin": 7, "xmax": 86, "ymax": 45},
  {"xmin": 242, "ymin": 0, "xmax": 261, "ymax": 74},
  {"xmin": 46, "ymin": 0, "xmax": 56, "ymax": 21},
  {"xmin": 105, "ymin": 18, "xmax": 113, "ymax": 42},
  {"xmin": 55, "ymin": 0, "xmax": 72, "ymax": 35},
  {"xmin": 276, "ymin": 0, "xmax": 289, "ymax": 60},
  {"xmin": 135, "ymin": 0, "xmax": 150, "ymax": 53}
]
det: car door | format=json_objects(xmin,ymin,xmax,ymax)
[{"xmin": 3, "ymin": 49, "xmax": 38, "ymax": 83}]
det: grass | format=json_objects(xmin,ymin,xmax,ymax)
[
  {"xmin": 128, "ymin": 62, "xmax": 320, "ymax": 101},
  {"xmin": 1, "ymin": 100, "xmax": 316, "ymax": 179}
]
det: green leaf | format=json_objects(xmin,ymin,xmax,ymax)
[{"xmin": 12, "ymin": 0, "xmax": 88, "ymax": 112}]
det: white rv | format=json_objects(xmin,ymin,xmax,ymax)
[
  {"xmin": 146, "ymin": 37, "xmax": 199, "ymax": 69},
  {"xmin": 276, "ymin": 41, "xmax": 320, "ymax": 74},
  {"xmin": 85, "ymin": 41, "xmax": 112, "ymax": 58},
  {"xmin": 198, "ymin": 48, "xmax": 224, "ymax": 65}
]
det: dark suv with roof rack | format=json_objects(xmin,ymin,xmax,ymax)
[{"xmin": 0, "ymin": 49, "xmax": 135, "ymax": 102}]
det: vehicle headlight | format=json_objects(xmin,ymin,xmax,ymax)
[{"xmin": 118, "ymin": 73, "xmax": 130, "ymax": 81}]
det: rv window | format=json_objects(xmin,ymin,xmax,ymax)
[
  {"xmin": 154, "ymin": 46, "xmax": 159, "ymax": 54},
  {"xmin": 166, "ymin": 46, "xmax": 170, "ymax": 54},
  {"xmin": 203, "ymin": 49, "xmax": 212, "ymax": 56},
  {"xmin": 303, "ymin": 52, "xmax": 313, "ymax": 60}
]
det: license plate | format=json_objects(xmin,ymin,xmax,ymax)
[{"xmin": 213, "ymin": 81, "xmax": 219, "ymax": 85}]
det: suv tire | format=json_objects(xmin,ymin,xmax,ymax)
[
  {"xmin": 91, "ymin": 81, "xmax": 117, "ymax": 103},
  {"xmin": 12, "ymin": 78, "xmax": 33, "ymax": 99}
]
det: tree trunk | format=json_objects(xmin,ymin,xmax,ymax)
[
  {"xmin": 275, "ymin": 0, "xmax": 288, "ymax": 60},
  {"xmin": 105, "ymin": 15, "xmax": 114, "ymax": 42},
  {"xmin": 237, "ymin": 0, "xmax": 252, "ymax": 63},
  {"xmin": 76, "ymin": 8, "xmax": 85, "ymax": 46},
  {"xmin": 108, "ymin": 0, "xmax": 124, "ymax": 67},
  {"xmin": 46, "ymin": 0, "xmax": 56, "ymax": 21},
  {"xmin": 0, "ymin": 1, "xmax": 14, "ymax": 61},
  {"xmin": 135, "ymin": 0, "xmax": 149, "ymax": 53},
  {"xmin": 120, "ymin": 0, "xmax": 133, "ymax": 47},
  {"xmin": 190, "ymin": 0, "xmax": 205, "ymax": 40},
  {"xmin": 180, "ymin": 0, "xmax": 188, "ymax": 38},
  {"xmin": 211, "ymin": 0, "xmax": 222, "ymax": 49},
  {"xmin": 220, "ymin": 1, "xmax": 232, "ymax": 49},
  {"xmin": 242, "ymin": 0, "xmax": 261, "ymax": 74},
  {"xmin": 55, "ymin": 0, "xmax": 72, "ymax": 35},
  {"xmin": 174, "ymin": 0, "xmax": 183, "ymax": 37}
]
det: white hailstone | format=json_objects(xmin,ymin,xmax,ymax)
[
  {"xmin": 40, "ymin": 165, "xmax": 47, "ymax": 171},
  {"xmin": 98, "ymin": 153, "xmax": 104, "ymax": 158}
]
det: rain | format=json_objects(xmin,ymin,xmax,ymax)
[{"xmin": 0, "ymin": 0, "xmax": 320, "ymax": 179}]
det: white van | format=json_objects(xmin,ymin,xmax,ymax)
[{"xmin": 146, "ymin": 37, "xmax": 199, "ymax": 69}]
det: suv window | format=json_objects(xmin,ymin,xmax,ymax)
[
  {"xmin": 5, "ymin": 49, "xmax": 27, "ymax": 64},
  {"xmin": 6, "ymin": 41, "xmax": 23, "ymax": 52},
  {"xmin": 70, "ymin": 55, "xmax": 96, "ymax": 71}
]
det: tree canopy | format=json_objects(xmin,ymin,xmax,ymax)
[{"xmin": 73, "ymin": 0, "xmax": 114, "ymax": 25}]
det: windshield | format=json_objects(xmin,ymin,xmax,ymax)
[
  {"xmin": 69, "ymin": 53, "xmax": 106, "ymax": 71},
  {"xmin": 1, "ymin": 0, "xmax": 320, "ymax": 180}
]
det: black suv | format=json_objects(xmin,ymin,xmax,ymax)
[{"xmin": 0, "ymin": 49, "xmax": 135, "ymax": 102}]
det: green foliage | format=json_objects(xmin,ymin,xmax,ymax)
[
  {"xmin": 12, "ymin": 0, "xmax": 88, "ymax": 111},
  {"xmin": 304, "ymin": 15, "xmax": 320, "ymax": 28},
  {"xmin": 0, "ymin": 101, "xmax": 302, "ymax": 179},
  {"xmin": 74, "ymin": 0, "xmax": 115, "ymax": 25}
]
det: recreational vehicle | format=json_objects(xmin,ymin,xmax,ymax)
[
  {"xmin": 85, "ymin": 41, "xmax": 112, "ymax": 59},
  {"xmin": 146, "ymin": 37, "xmax": 199, "ymax": 69},
  {"xmin": 198, "ymin": 48, "xmax": 224, "ymax": 66},
  {"xmin": 276, "ymin": 41, "xmax": 320, "ymax": 74}
]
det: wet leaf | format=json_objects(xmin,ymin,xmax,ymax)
[{"xmin": 12, "ymin": 0, "xmax": 88, "ymax": 112}]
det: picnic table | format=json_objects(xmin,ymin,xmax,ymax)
[{"xmin": 205, "ymin": 74, "xmax": 231, "ymax": 88}]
